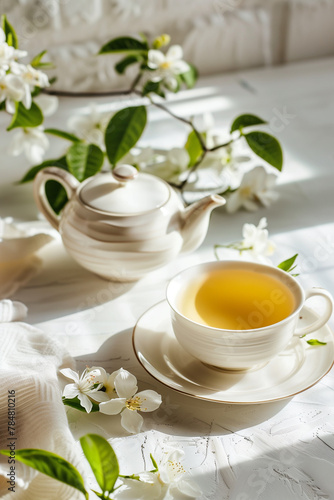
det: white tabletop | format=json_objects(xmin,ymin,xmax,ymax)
[{"xmin": 2, "ymin": 57, "xmax": 334, "ymax": 499}]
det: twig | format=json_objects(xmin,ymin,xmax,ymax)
[
  {"xmin": 43, "ymin": 72, "xmax": 240, "ymax": 197},
  {"xmin": 144, "ymin": 93, "xmax": 207, "ymax": 151}
]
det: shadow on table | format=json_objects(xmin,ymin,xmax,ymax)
[
  {"xmin": 180, "ymin": 432, "xmax": 333, "ymax": 499},
  {"xmin": 75, "ymin": 328, "xmax": 290, "ymax": 438},
  {"xmin": 13, "ymin": 248, "xmax": 135, "ymax": 323}
]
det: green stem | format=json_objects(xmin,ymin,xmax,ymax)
[
  {"xmin": 144, "ymin": 93, "xmax": 207, "ymax": 151},
  {"xmin": 214, "ymin": 243, "xmax": 254, "ymax": 260},
  {"xmin": 129, "ymin": 72, "xmax": 143, "ymax": 92},
  {"xmin": 119, "ymin": 474, "xmax": 140, "ymax": 481},
  {"xmin": 179, "ymin": 149, "xmax": 207, "ymax": 192}
]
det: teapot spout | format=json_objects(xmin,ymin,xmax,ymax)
[{"xmin": 181, "ymin": 194, "xmax": 225, "ymax": 253}]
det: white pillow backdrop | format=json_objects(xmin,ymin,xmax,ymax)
[{"xmin": 0, "ymin": 0, "xmax": 333, "ymax": 92}]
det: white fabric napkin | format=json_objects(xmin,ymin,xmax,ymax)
[
  {"xmin": 0, "ymin": 300, "xmax": 85, "ymax": 499},
  {"xmin": 0, "ymin": 218, "xmax": 55, "ymax": 299}
]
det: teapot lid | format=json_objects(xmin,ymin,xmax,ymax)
[{"xmin": 79, "ymin": 164, "xmax": 170, "ymax": 214}]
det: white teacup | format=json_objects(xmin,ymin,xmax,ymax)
[{"xmin": 166, "ymin": 261, "xmax": 333, "ymax": 371}]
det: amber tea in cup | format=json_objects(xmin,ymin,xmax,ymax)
[
  {"xmin": 166, "ymin": 261, "xmax": 333, "ymax": 370},
  {"xmin": 179, "ymin": 268, "xmax": 296, "ymax": 330}
]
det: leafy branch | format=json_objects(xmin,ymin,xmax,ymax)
[{"xmin": 3, "ymin": 23, "xmax": 283, "ymax": 212}]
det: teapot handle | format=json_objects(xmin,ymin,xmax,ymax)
[{"xmin": 33, "ymin": 167, "xmax": 80, "ymax": 230}]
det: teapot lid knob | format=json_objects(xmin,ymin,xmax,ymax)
[{"xmin": 112, "ymin": 164, "xmax": 138, "ymax": 184}]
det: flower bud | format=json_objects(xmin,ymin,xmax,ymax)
[{"xmin": 152, "ymin": 34, "xmax": 171, "ymax": 49}]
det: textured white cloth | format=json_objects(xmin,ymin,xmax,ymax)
[{"xmin": 0, "ymin": 300, "xmax": 84, "ymax": 499}]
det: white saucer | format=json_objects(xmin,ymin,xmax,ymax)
[{"xmin": 133, "ymin": 301, "xmax": 334, "ymax": 404}]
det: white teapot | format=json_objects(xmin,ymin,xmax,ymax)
[{"xmin": 34, "ymin": 165, "xmax": 225, "ymax": 281}]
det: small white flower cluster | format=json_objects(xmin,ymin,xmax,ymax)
[
  {"xmin": 67, "ymin": 104, "xmax": 112, "ymax": 150},
  {"xmin": 60, "ymin": 366, "xmax": 162, "ymax": 434},
  {"xmin": 0, "ymin": 27, "xmax": 49, "ymax": 113},
  {"xmin": 147, "ymin": 44, "xmax": 190, "ymax": 91},
  {"xmin": 0, "ymin": 26, "xmax": 55, "ymax": 164},
  {"xmin": 115, "ymin": 446, "xmax": 202, "ymax": 500},
  {"xmin": 241, "ymin": 217, "xmax": 275, "ymax": 262},
  {"xmin": 215, "ymin": 217, "xmax": 275, "ymax": 264}
]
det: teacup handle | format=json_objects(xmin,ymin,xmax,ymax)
[
  {"xmin": 294, "ymin": 288, "xmax": 333, "ymax": 336},
  {"xmin": 33, "ymin": 167, "xmax": 80, "ymax": 230}
]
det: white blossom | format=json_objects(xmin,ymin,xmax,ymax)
[
  {"xmin": 241, "ymin": 217, "xmax": 275, "ymax": 263},
  {"xmin": 0, "ymin": 41, "xmax": 27, "ymax": 71},
  {"xmin": 99, "ymin": 368, "xmax": 162, "ymax": 434},
  {"xmin": 34, "ymin": 94, "xmax": 59, "ymax": 117},
  {"xmin": 88, "ymin": 366, "xmax": 120, "ymax": 398},
  {"xmin": 11, "ymin": 62, "xmax": 49, "ymax": 88},
  {"xmin": 148, "ymin": 45, "xmax": 189, "ymax": 89},
  {"xmin": 115, "ymin": 447, "xmax": 202, "ymax": 499},
  {"xmin": 225, "ymin": 166, "xmax": 279, "ymax": 213},
  {"xmin": 0, "ymin": 62, "xmax": 48, "ymax": 112},
  {"xmin": 122, "ymin": 147, "xmax": 154, "ymax": 169},
  {"xmin": 8, "ymin": 126, "xmax": 50, "ymax": 164},
  {"xmin": 60, "ymin": 367, "xmax": 109, "ymax": 413},
  {"xmin": 143, "ymin": 147, "xmax": 190, "ymax": 183},
  {"xmin": 67, "ymin": 104, "xmax": 111, "ymax": 149},
  {"xmin": 0, "ymin": 72, "xmax": 28, "ymax": 113},
  {"xmin": 10, "ymin": 62, "xmax": 49, "ymax": 110}
]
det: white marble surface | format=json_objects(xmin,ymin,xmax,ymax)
[{"xmin": 2, "ymin": 58, "xmax": 334, "ymax": 499}]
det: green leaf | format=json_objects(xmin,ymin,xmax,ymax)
[
  {"xmin": 19, "ymin": 156, "xmax": 70, "ymax": 214},
  {"xmin": 99, "ymin": 36, "xmax": 148, "ymax": 54},
  {"xmin": 1, "ymin": 15, "xmax": 18, "ymax": 48},
  {"xmin": 105, "ymin": 106, "xmax": 147, "ymax": 166},
  {"xmin": 45, "ymin": 128, "xmax": 81, "ymax": 142},
  {"xmin": 230, "ymin": 114, "xmax": 267, "ymax": 133},
  {"xmin": 45, "ymin": 181, "xmax": 68, "ymax": 214},
  {"xmin": 306, "ymin": 339, "xmax": 327, "ymax": 346},
  {"xmin": 19, "ymin": 156, "xmax": 68, "ymax": 184},
  {"xmin": 179, "ymin": 63, "xmax": 198, "ymax": 89},
  {"xmin": 67, "ymin": 143, "xmax": 104, "ymax": 182},
  {"xmin": 30, "ymin": 50, "xmax": 54, "ymax": 69},
  {"xmin": 115, "ymin": 55, "xmax": 141, "ymax": 74},
  {"xmin": 62, "ymin": 397, "xmax": 100, "ymax": 412},
  {"xmin": 244, "ymin": 131, "xmax": 283, "ymax": 171},
  {"xmin": 7, "ymin": 101, "xmax": 43, "ymax": 131},
  {"xmin": 142, "ymin": 80, "xmax": 165, "ymax": 98},
  {"xmin": 278, "ymin": 254, "xmax": 298, "ymax": 272},
  {"xmin": 80, "ymin": 434, "xmax": 119, "ymax": 494},
  {"xmin": 0, "ymin": 448, "xmax": 88, "ymax": 499},
  {"xmin": 184, "ymin": 130, "xmax": 204, "ymax": 167}
]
